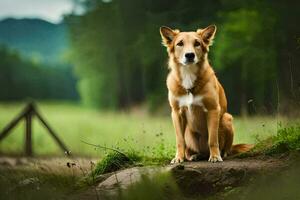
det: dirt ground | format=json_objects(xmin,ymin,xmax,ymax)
[
  {"xmin": 0, "ymin": 154, "xmax": 296, "ymax": 200},
  {"xmin": 94, "ymin": 155, "xmax": 289, "ymax": 197},
  {"xmin": 0, "ymin": 156, "xmax": 98, "ymax": 176},
  {"xmin": 0, "ymin": 156, "xmax": 99, "ymax": 200}
]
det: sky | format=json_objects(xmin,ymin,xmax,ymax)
[{"xmin": 0, "ymin": 0, "xmax": 77, "ymax": 23}]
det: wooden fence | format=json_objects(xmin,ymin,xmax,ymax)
[{"xmin": 0, "ymin": 102, "xmax": 70, "ymax": 156}]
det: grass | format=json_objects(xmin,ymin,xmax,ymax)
[
  {"xmin": 88, "ymin": 123, "xmax": 300, "ymax": 182},
  {"xmin": 1, "ymin": 131, "xmax": 299, "ymax": 200},
  {"xmin": 0, "ymin": 102, "xmax": 299, "ymax": 199},
  {"xmin": 250, "ymin": 123, "xmax": 300, "ymax": 155},
  {"xmin": 88, "ymin": 122, "xmax": 300, "ymax": 199},
  {"xmin": 0, "ymin": 168, "xmax": 79, "ymax": 200},
  {"xmin": 0, "ymin": 101, "xmax": 295, "ymax": 158},
  {"xmin": 0, "ymin": 101, "xmax": 174, "ymax": 157},
  {"xmin": 92, "ymin": 151, "xmax": 140, "ymax": 176}
]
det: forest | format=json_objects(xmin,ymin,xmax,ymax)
[
  {"xmin": 0, "ymin": 46, "xmax": 78, "ymax": 100},
  {"xmin": 65, "ymin": 0, "xmax": 300, "ymax": 115}
]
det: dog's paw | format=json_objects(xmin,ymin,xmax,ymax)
[
  {"xmin": 170, "ymin": 157, "xmax": 184, "ymax": 164},
  {"xmin": 208, "ymin": 154, "xmax": 223, "ymax": 163}
]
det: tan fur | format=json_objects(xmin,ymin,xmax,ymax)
[{"xmin": 160, "ymin": 25, "xmax": 252, "ymax": 163}]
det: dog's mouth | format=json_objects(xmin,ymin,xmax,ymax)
[
  {"xmin": 184, "ymin": 60, "xmax": 196, "ymax": 65},
  {"xmin": 182, "ymin": 59, "xmax": 198, "ymax": 66}
]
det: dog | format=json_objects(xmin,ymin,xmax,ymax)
[{"xmin": 160, "ymin": 25, "xmax": 253, "ymax": 163}]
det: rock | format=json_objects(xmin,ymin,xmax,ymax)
[
  {"xmin": 97, "ymin": 166, "xmax": 169, "ymax": 192},
  {"xmin": 96, "ymin": 157, "xmax": 287, "ymax": 197}
]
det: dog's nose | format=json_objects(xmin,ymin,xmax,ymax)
[{"xmin": 185, "ymin": 53, "xmax": 195, "ymax": 61}]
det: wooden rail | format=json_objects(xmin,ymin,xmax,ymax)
[{"xmin": 0, "ymin": 102, "xmax": 70, "ymax": 156}]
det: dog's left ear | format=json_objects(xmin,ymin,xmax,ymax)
[
  {"xmin": 197, "ymin": 25, "xmax": 217, "ymax": 46},
  {"xmin": 160, "ymin": 26, "xmax": 178, "ymax": 47}
]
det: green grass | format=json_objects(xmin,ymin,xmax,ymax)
[
  {"xmin": 0, "ymin": 168, "xmax": 79, "ymax": 200},
  {"xmin": 251, "ymin": 123, "xmax": 300, "ymax": 155},
  {"xmin": 0, "ymin": 101, "xmax": 294, "ymax": 158},
  {"xmin": 92, "ymin": 151, "xmax": 140, "ymax": 176},
  {"xmin": 0, "ymin": 101, "xmax": 299, "ymax": 200}
]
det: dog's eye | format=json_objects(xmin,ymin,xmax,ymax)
[
  {"xmin": 176, "ymin": 41, "xmax": 184, "ymax": 47},
  {"xmin": 194, "ymin": 41, "xmax": 201, "ymax": 47}
]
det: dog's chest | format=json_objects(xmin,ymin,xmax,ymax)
[
  {"xmin": 176, "ymin": 66, "xmax": 207, "ymax": 111},
  {"xmin": 177, "ymin": 93, "xmax": 207, "ymax": 111}
]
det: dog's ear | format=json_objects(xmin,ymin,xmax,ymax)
[
  {"xmin": 197, "ymin": 25, "xmax": 217, "ymax": 46},
  {"xmin": 160, "ymin": 26, "xmax": 178, "ymax": 47}
]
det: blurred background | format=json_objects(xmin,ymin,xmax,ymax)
[{"xmin": 0, "ymin": 0, "xmax": 299, "ymax": 156}]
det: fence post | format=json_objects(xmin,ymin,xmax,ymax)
[{"xmin": 25, "ymin": 103, "xmax": 33, "ymax": 156}]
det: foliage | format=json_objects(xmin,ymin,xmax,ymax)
[
  {"xmin": 66, "ymin": 0, "xmax": 221, "ymax": 110},
  {"xmin": 83, "ymin": 140, "xmax": 173, "ymax": 186},
  {"xmin": 0, "ymin": 46, "xmax": 78, "ymax": 101},
  {"xmin": 264, "ymin": 123, "xmax": 300, "ymax": 155},
  {"xmin": 214, "ymin": 4, "xmax": 277, "ymax": 114},
  {"xmin": 239, "ymin": 123, "xmax": 300, "ymax": 157},
  {"xmin": 91, "ymin": 151, "xmax": 141, "ymax": 177},
  {"xmin": 0, "ymin": 1, "xmax": 299, "ymax": 115},
  {"xmin": 88, "ymin": 132, "xmax": 175, "ymax": 181},
  {"xmin": 66, "ymin": 0, "xmax": 300, "ymax": 114}
]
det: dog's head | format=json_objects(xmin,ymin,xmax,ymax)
[{"xmin": 160, "ymin": 25, "xmax": 216, "ymax": 66}]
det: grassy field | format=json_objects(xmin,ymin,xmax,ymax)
[{"xmin": 0, "ymin": 101, "xmax": 289, "ymax": 158}]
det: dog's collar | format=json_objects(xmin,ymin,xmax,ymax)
[
  {"xmin": 186, "ymin": 86, "xmax": 196, "ymax": 95},
  {"xmin": 185, "ymin": 70, "xmax": 215, "ymax": 95}
]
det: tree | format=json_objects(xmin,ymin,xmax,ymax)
[{"xmin": 213, "ymin": 2, "xmax": 277, "ymax": 115}]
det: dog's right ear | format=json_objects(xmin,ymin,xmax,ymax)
[{"xmin": 160, "ymin": 26, "xmax": 178, "ymax": 47}]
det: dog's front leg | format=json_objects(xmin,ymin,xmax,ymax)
[
  {"xmin": 171, "ymin": 109, "xmax": 186, "ymax": 164},
  {"xmin": 207, "ymin": 108, "xmax": 223, "ymax": 162}
]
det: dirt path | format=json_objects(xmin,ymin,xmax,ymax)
[{"xmin": 0, "ymin": 156, "xmax": 98, "ymax": 176}]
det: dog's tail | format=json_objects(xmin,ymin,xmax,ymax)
[{"xmin": 229, "ymin": 144, "xmax": 254, "ymax": 155}]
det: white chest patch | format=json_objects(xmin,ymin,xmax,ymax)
[
  {"xmin": 177, "ymin": 93, "xmax": 207, "ymax": 112},
  {"xmin": 178, "ymin": 93, "xmax": 203, "ymax": 107},
  {"xmin": 180, "ymin": 66, "xmax": 197, "ymax": 90}
]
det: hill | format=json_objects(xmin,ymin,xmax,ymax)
[{"xmin": 0, "ymin": 18, "xmax": 68, "ymax": 64}]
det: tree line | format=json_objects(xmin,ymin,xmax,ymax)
[
  {"xmin": 0, "ymin": 46, "xmax": 78, "ymax": 101},
  {"xmin": 66, "ymin": 0, "xmax": 300, "ymax": 115}
]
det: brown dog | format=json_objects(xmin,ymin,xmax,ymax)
[{"xmin": 160, "ymin": 25, "xmax": 253, "ymax": 163}]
